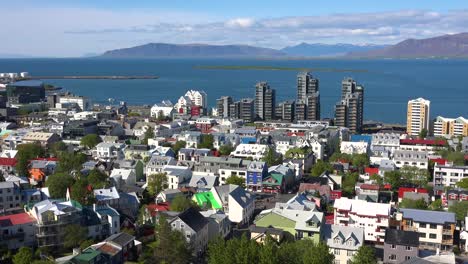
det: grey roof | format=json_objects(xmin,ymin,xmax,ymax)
[
  {"xmin": 249, "ymin": 225, "xmax": 285, "ymax": 236},
  {"xmin": 403, "ymin": 192, "xmax": 429, "ymax": 203},
  {"xmin": 322, "ymin": 224, "xmax": 364, "ymax": 251},
  {"xmin": 400, "ymin": 209, "xmax": 456, "ymax": 224},
  {"xmin": 188, "ymin": 175, "xmax": 218, "ymax": 189},
  {"xmin": 175, "ymin": 207, "xmax": 208, "ymax": 232},
  {"xmin": 0, "ymin": 181, "xmax": 16, "ymax": 189},
  {"xmin": 8, "ymin": 80, "xmax": 44, "ymax": 87},
  {"xmin": 400, "ymin": 257, "xmax": 435, "ymax": 264},
  {"xmin": 105, "ymin": 232, "xmax": 135, "ymax": 247},
  {"xmin": 385, "ymin": 229, "xmax": 419, "ymax": 247},
  {"xmin": 229, "ymin": 186, "xmax": 255, "ymax": 208}
]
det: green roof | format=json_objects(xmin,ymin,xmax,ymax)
[
  {"xmin": 193, "ymin": 191, "xmax": 222, "ymax": 209},
  {"xmin": 262, "ymin": 173, "xmax": 284, "ymax": 186},
  {"xmin": 72, "ymin": 248, "xmax": 102, "ymax": 263}
]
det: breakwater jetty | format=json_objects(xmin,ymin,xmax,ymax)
[{"xmin": 22, "ymin": 75, "xmax": 159, "ymax": 80}]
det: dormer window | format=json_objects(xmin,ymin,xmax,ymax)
[{"xmin": 334, "ymin": 237, "xmax": 341, "ymax": 244}]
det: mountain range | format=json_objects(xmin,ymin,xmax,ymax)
[{"xmin": 99, "ymin": 33, "xmax": 468, "ymax": 58}]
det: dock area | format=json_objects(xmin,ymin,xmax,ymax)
[{"xmin": 22, "ymin": 75, "xmax": 159, "ymax": 80}]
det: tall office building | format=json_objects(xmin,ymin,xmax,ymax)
[
  {"xmin": 275, "ymin": 101, "xmax": 295, "ymax": 122},
  {"xmin": 407, "ymin": 98, "xmax": 430, "ymax": 136},
  {"xmin": 296, "ymin": 72, "xmax": 320, "ymax": 121},
  {"xmin": 255, "ymin": 82, "xmax": 276, "ymax": 121},
  {"xmin": 230, "ymin": 98, "xmax": 255, "ymax": 123},
  {"xmin": 216, "ymin": 96, "xmax": 233, "ymax": 118},
  {"xmin": 229, "ymin": 101, "xmax": 241, "ymax": 120},
  {"xmin": 334, "ymin": 78, "xmax": 364, "ymax": 133}
]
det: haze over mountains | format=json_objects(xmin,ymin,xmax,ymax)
[{"xmin": 280, "ymin": 43, "xmax": 389, "ymax": 57}]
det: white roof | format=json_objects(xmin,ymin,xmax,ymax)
[
  {"xmin": 334, "ymin": 197, "xmax": 391, "ymax": 217},
  {"xmin": 110, "ymin": 169, "xmax": 133, "ymax": 180},
  {"xmin": 94, "ymin": 186, "xmax": 120, "ymax": 201}
]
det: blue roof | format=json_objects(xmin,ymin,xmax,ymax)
[
  {"xmin": 351, "ymin": 134, "xmax": 372, "ymax": 144},
  {"xmin": 400, "ymin": 209, "xmax": 455, "ymax": 225},
  {"xmin": 8, "ymin": 80, "xmax": 44, "ymax": 87}
]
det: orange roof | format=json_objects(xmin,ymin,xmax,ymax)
[{"xmin": 29, "ymin": 168, "xmax": 45, "ymax": 181}]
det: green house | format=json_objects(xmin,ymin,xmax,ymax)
[{"xmin": 254, "ymin": 207, "xmax": 324, "ymax": 243}]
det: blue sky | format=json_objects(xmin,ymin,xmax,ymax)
[{"xmin": 2, "ymin": 1, "xmax": 468, "ymax": 56}]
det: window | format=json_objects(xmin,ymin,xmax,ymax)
[
  {"xmin": 347, "ymin": 250, "xmax": 354, "ymax": 257},
  {"xmin": 389, "ymin": 254, "xmax": 396, "ymax": 260},
  {"xmin": 406, "ymin": 246, "xmax": 412, "ymax": 251},
  {"xmin": 419, "ymin": 233, "xmax": 426, "ymax": 238},
  {"xmin": 333, "ymin": 249, "xmax": 340, "ymax": 255},
  {"xmin": 429, "ymin": 234, "xmax": 437, "ymax": 239},
  {"xmin": 429, "ymin": 224, "xmax": 437, "ymax": 229},
  {"xmin": 391, "ymin": 244, "xmax": 396, "ymax": 249},
  {"xmin": 419, "ymin": 223, "xmax": 426, "ymax": 228},
  {"xmin": 405, "ymin": 256, "xmax": 411, "ymax": 260}
]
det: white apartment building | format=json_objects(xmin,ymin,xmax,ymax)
[
  {"xmin": 407, "ymin": 98, "xmax": 430, "ymax": 136},
  {"xmin": 58, "ymin": 95, "xmax": 91, "ymax": 111},
  {"xmin": 185, "ymin": 90, "xmax": 208, "ymax": 109},
  {"xmin": 334, "ymin": 198, "xmax": 391, "ymax": 243},
  {"xmin": 231, "ymin": 143, "xmax": 269, "ymax": 160},
  {"xmin": 433, "ymin": 116, "xmax": 468, "ymax": 138},
  {"xmin": 340, "ymin": 141, "xmax": 369, "ymax": 155},
  {"xmin": 93, "ymin": 142, "xmax": 126, "ymax": 162},
  {"xmin": 433, "ymin": 163, "xmax": 468, "ymax": 188},
  {"xmin": 150, "ymin": 100, "xmax": 174, "ymax": 118},
  {"xmin": 392, "ymin": 150, "xmax": 429, "ymax": 170}
]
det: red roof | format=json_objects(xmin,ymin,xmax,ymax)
[
  {"xmin": 360, "ymin": 184, "xmax": 380, "ymax": 190},
  {"xmin": 287, "ymin": 132, "xmax": 305, "ymax": 137},
  {"xmin": 0, "ymin": 213, "xmax": 35, "ymax": 227},
  {"xmin": 31, "ymin": 157, "xmax": 59, "ymax": 161},
  {"xmin": 400, "ymin": 139, "xmax": 446, "ymax": 146},
  {"xmin": 325, "ymin": 213, "xmax": 334, "ymax": 224},
  {"xmin": 383, "ymin": 184, "xmax": 392, "ymax": 190},
  {"xmin": 0, "ymin": 157, "xmax": 17, "ymax": 166},
  {"xmin": 146, "ymin": 202, "xmax": 170, "ymax": 217},
  {"xmin": 430, "ymin": 158, "xmax": 448, "ymax": 165},
  {"xmin": 465, "ymin": 155, "xmax": 468, "ymax": 161},
  {"xmin": 365, "ymin": 167, "xmax": 379, "ymax": 175},
  {"xmin": 398, "ymin": 187, "xmax": 428, "ymax": 199}
]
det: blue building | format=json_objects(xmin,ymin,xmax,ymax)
[
  {"xmin": 6, "ymin": 80, "xmax": 45, "ymax": 104},
  {"xmin": 246, "ymin": 161, "xmax": 268, "ymax": 192}
]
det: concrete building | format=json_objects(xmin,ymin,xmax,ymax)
[
  {"xmin": 433, "ymin": 163, "xmax": 468, "ymax": 188},
  {"xmin": 334, "ymin": 198, "xmax": 391, "ymax": 243},
  {"xmin": 216, "ymin": 96, "xmax": 233, "ymax": 118},
  {"xmin": 275, "ymin": 101, "xmax": 295, "ymax": 122},
  {"xmin": 407, "ymin": 98, "xmax": 430, "ymax": 136},
  {"xmin": 334, "ymin": 78, "xmax": 364, "ymax": 134},
  {"xmin": 58, "ymin": 95, "xmax": 91, "ymax": 111},
  {"xmin": 433, "ymin": 116, "xmax": 468, "ymax": 137},
  {"xmin": 296, "ymin": 72, "xmax": 320, "ymax": 121},
  {"xmin": 162, "ymin": 165, "xmax": 192, "ymax": 190},
  {"xmin": 0, "ymin": 181, "xmax": 21, "ymax": 213},
  {"xmin": 398, "ymin": 209, "xmax": 456, "ymax": 251},
  {"xmin": 231, "ymin": 143, "xmax": 268, "ymax": 160},
  {"xmin": 6, "ymin": 80, "xmax": 45, "ymax": 104},
  {"xmin": 393, "ymin": 150, "xmax": 429, "ymax": 170},
  {"xmin": 93, "ymin": 142, "xmax": 126, "ymax": 162},
  {"xmin": 322, "ymin": 224, "xmax": 364, "ymax": 264},
  {"xmin": 0, "ymin": 213, "xmax": 36, "ymax": 250},
  {"xmin": 384, "ymin": 229, "xmax": 419, "ymax": 264},
  {"xmin": 185, "ymin": 90, "xmax": 208, "ymax": 110}
]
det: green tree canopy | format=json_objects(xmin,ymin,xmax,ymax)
[
  {"xmin": 13, "ymin": 247, "xmax": 33, "ymax": 264},
  {"xmin": 350, "ymin": 245, "xmax": 377, "ymax": 264},
  {"xmin": 70, "ymin": 177, "xmax": 95, "ymax": 206},
  {"xmin": 87, "ymin": 169, "xmax": 109, "ymax": 189},
  {"xmin": 147, "ymin": 173, "xmax": 168, "ymax": 196},
  {"xmin": 310, "ymin": 160, "xmax": 332, "ymax": 177},
  {"xmin": 399, "ymin": 198, "xmax": 428, "ymax": 210},
  {"xmin": 199, "ymin": 134, "xmax": 214, "ymax": 149},
  {"xmin": 219, "ymin": 144, "xmax": 234, "ymax": 156},
  {"xmin": 400, "ymin": 166, "xmax": 429, "ymax": 187},
  {"xmin": 46, "ymin": 173, "xmax": 75, "ymax": 198},
  {"xmin": 342, "ymin": 172, "xmax": 359, "ymax": 197},
  {"xmin": 63, "ymin": 224, "xmax": 88, "ymax": 249},
  {"xmin": 429, "ymin": 199, "xmax": 443, "ymax": 211},
  {"xmin": 449, "ymin": 201, "xmax": 468, "ymax": 221},
  {"xmin": 262, "ymin": 147, "xmax": 282, "ymax": 167},
  {"xmin": 169, "ymin": 194, "xmax": 198, "ymax": 212},
  {"xmin": 173, "ymin": 140, "xmax": 186, "ymax": 154},
  {"xmin": 80, "ymin": 134, "xmax": 102, "ymax": 149},
  {"xmin": 50, "ymin": 141, "xmax": 67, "ymax": 156},
  {"xmin": 56, "ymin": 151, "xmax": 87, "ymax": 174},
  {"xmin": 384, "ymin": 170, "xmax": 403, "ymax": 191},
  {"xmin": 369, "ymin": 173, "xmax": 383, "ymax": 186},
  {"xmin": 16, "ymin": 143, "xmax": 45, "ymax": 177},
  {"xmin": 285, "ymin": 147, "xmax": 309, "ymax": 159},
  {"xmin": 419, "ymin": 128, "xmax": 428, "ymax": 139},
  {"xmin": 225, "ymin": 175, "xmax": 246, "ymax": 188},
  {"xmin": 457, "ymin": 178, "xmax": 468, "ymax": 189},
  {"xmin": 143, "ymin": 127, "xmax": 155, "ymax": 145}
]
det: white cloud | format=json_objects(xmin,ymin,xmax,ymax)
[{"xmin": 0, "ymin": 8, "xmax": 467, "ymax": 56}]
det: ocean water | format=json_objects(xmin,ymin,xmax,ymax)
[{"xmin": 0, "ymin": 58, "xmax": 467, "ymax": 124}]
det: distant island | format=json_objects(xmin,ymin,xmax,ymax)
[
  {"xmin": 97, "ymin": 32, "xmax": 468, "ymax": 59},
  {"xmin": 195, "ymin": 65, "xmax": 368, "ymax": 73}
]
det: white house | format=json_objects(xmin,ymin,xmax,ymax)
[
  {"xmin": 150, "ymin": 100, "xmax": 174, "ymax": 118},
  {"xmin": 211, "ymin": 184, "xmax": 255, "ymax": 225},
  {"xmin": 185, "ymin": 90, "xmax": 208, "ymax": 109},
  {"xmin": 175, "ymin": 96, "xmax": 193, "ymax": 114},
  {"xmin": 334, "ymin": 197, "xmax": 391, "ymax": 243},
  {"xmin": 93, "ymin": 142, "xmax": 125, "ymax": 162},
  {"xmin": 162, "ymin": 165, "xmax": 192, "ymax": 190},
  {"xmin": 433, "ymin": 163, "xmax": 468, "ymax": 188},
  {"xmin": 322, "ymin": 224, "xmax": 364, "ymax": 264},
  {"xmin": 340, "ymin": 141, "xmax": 369, "ymax": 155},
  {"xmin": 110, "ymin": 169, "xmax": 136, "ymax": 188},
  {"xmin": 231, "ymin": 144, "xmax": 268, "ymax": 160}
]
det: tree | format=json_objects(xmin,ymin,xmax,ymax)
[
  {"xmin": 80, "ymin": 134, "xmax": 101, "ymax": 149},
  {"xmin": 449, "ymin": 201, "xmax": 468, "ymax": 221},
  {"xmin": 70, "ymin": 177, "xmax": 95, "ymax": 206},
  {"xmin": 64, "ymin": 224, "xmax": 88, "ymax": 249},
  {"xmin": 384, "ymin": 171, "xmax": 403, "ymax": 191},
  {"xmin": 369, "ymin": 173, "xmax": 383, "ymax": 186},
  {"xmin": 143, "ymin": 127, "xmax": 155, "ymax": 145},
  {"xmin": 173, "ymin": 140, "xmax": 186, "ymax": 154},
  {"xmin": 225, "ymin": 175, "xmax": 246, "ymax": 188},
  {"xmin": 147, "ymin": 173, "xmax": 168, "ymax": 196},
  {"xmin": 457, "ymin": 178, "xmax": 468, "ymax": 189},
  {"xmin": 399, "ymin": 198, "xmax": 428, "ymax": 210},
  {"xmin": 429, "ymin": 199, "xmax": 443, "ymax": 211},
  {"xmin": 80, "ymin": 239, "xmax": 96, "ymax": 250},
  {"xmin": 302, "ymin": 241, "xmax": 334, "ymax": 264},
  {"xmin": 12, "ymin": 247, "xmax": 33, "ymax": 264},
  {"xmin": 46, "ymin": 173, "xmax": 75, "ymax": 198},
  {"xmin": 50, "ymin": 141, "xmax": 67, "ymax": 156},
  {"xmin": 350, "ymin": 245, "xmax": 377, "ymax": 264},
  {"xmin": 400, "ymin": 166, "xmax": 429, "ymax": 187},
  {"xmin": 351, "ymin": 153, "xmax": 370, "ymax": 172},
  {"xmin": 219, "ymin": 144, "xmax": 234, "ymax": 156},
  {"xmin": 310, "ymin": 160, "xmax": 332, "ymax": 177},
  {"xmin": 87, "ymin": 169, "xmax": 109, "ymax": 189},
  {"xmin": 56, "ymin": 152, "xmax": 87, "ymax": 174},
  {"xmin": 419, "ymin": 128, "xmax": 428, "ymax": 139},
  {"xmin": 285, "ymin": 147, "xmax": 309, "ymax": 159},
  {"xmin": 342, "ymin": 172, "xmax": 359, "ymax": 197},
  {"xmin": 152, "ymin": 215, "xmax": 192, "ymax": 264},
  {"xmin": 16, "ymin": 143, "xmax": 45, "ymax": 176},
  {"xmin": 169, "ymin": 194, "xmax": 198, "ymax": 212},
  {"xmin": 199, "ymin": 134, "xmax": 214, "ymax": 149}
]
